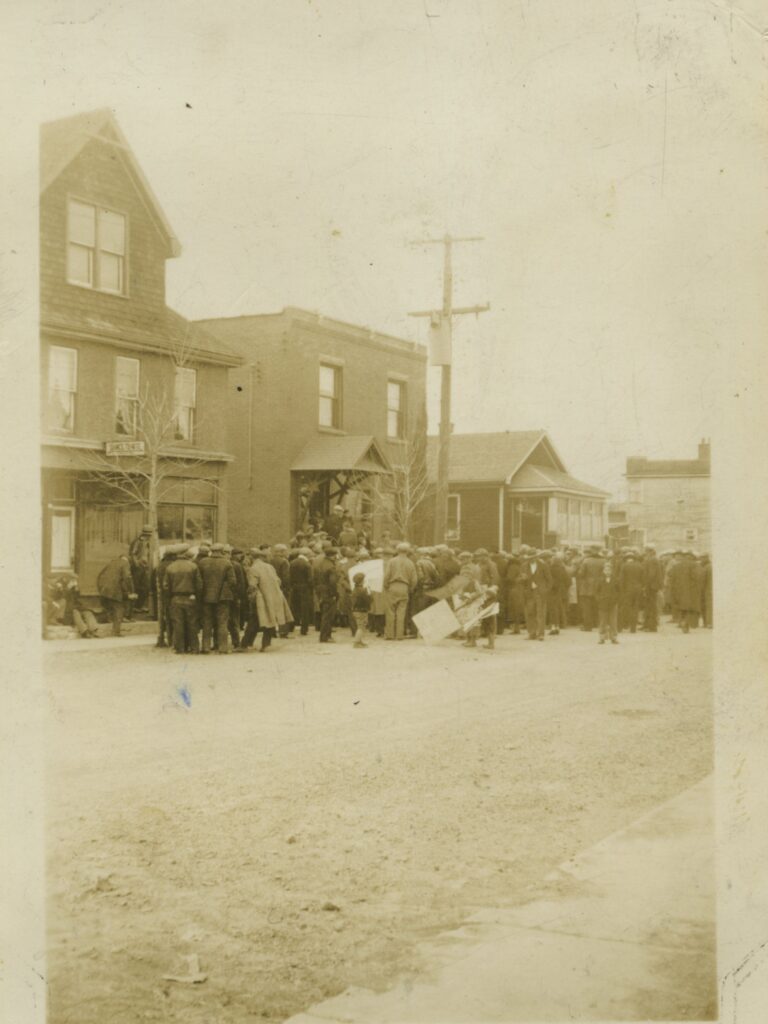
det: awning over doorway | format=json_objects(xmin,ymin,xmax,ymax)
[{"xmin": 291, "ymin": 435, "xmax": 391, "ymax": 475}]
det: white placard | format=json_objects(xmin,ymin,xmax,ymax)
[
  {"xmin": 348, "ymin": 558, "xmax": 384, "ymax": 593},
  {"xmin": 412, "ymin": 599, "xmax": 461, "ymax": 643}
]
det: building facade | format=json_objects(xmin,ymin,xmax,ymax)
[
  {"xmin": 426, "ymin": 431, "xmax": 610, "ymax": 551},
  {"xmin": 196, "ymin": 308, "xmax": 428, "ymax": 545},
  {"xmin": 623, "ymin": 441, "xmax": 711, "ymax": 553},
  {"xmin": 41, "ymin": 110, "xmax": 240, "ymax": 595}
]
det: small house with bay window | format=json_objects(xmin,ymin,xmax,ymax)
[
  {"xmin": 425, "ymin": 430, "xmax": 610, "ymax": 552},
  {"xmin": 40, "ymin": 109, "xmax": 241, "ymax": 595}
]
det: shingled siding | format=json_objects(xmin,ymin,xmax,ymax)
[
  {"xmin": 453, "ymin": 486, "xmax": 501, "ymax": 551},
  {"xmin": 41, "ymin": 137, "xmax": 169, "ymax": 333},
  {"xmin": 201, "ymin": 312, "xmax": 428, "ymax": 546}
]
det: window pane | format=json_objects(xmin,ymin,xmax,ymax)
[
  {"xmin": 387, "ymin": 410, "xmax": 399, "ymax": 438},
  {"xmin": 99, "ymin": 251, "xmax": 123, "ymax": 292},
  {"xmin": 69, "ymin": 200, "xmax": 95, "ymax": 245},
  {"xmin": 319, "ymin": 365, "xmax": 336, "ymax": 396},
  {"xmin": 175, "ymin": 407, "xmax": 193, "ymax": 441},
  {"xmin": 387, "ymin": 381, "xmax": 401, "ymax": 411},
  {"xmin": 50, "ymin": 347, "xmax": 77, "ymax": 390},
  {"xmin": 183, "ymin": 505, "xmax": 214, "ymax": 542},
  {"xmin": 99, "ymin": 209, "xmax": 125, "ymax": 253},
  {"xmin": 319, "ymin": 395, "xmax": 334, "ymax": 427},
  {"xmin": 184, "ymin": 479, "xmax": 216, "ymax": 504},
  {"xmin": 51, "ymin": 511, "xmax": 74, "ymax": 570},
  {"xmin": 175, "ymin": 367, "xmax": 196, "ymax": 406},
  {"xmin": 115, "ymin": 397, "xmax": 137, "ymax": 435},
  {"xmin": 157, "ymin": 505, "xmax": 184, "ymax": 541},
  {"xmin": 116, "ymin": 357, "xmax": 139, "ymax": 397},
  {"xmin": 157, "ymin": 478, "xmax": 186, "ymax": 503},
  {"xmin": 67, "ymin": 244, "xmax": 92, "ymax": 285}
]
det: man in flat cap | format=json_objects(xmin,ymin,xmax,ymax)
[
  {"xmin": 163, "ymin": 544, "xmax": 203, "ymax": 654},
  {"xmin": 383, "ymin": 542, "xmax": 418, "ymax": 640},
  {"xmin": 198, "ymin": 543, "xmax": 237, "ymax": 654},
  {"xmin": 576, "ymin": 545, "xmax": 604, "ymax": 632},
  {"xmin": 154, "ymin": 544, "xmax": 178, "ymax": 647},
  {"xmin": 314, "ymin": 546, "xmax": 339, "ymax": 643}
]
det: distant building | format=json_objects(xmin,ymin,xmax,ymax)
[
  {"xmin": 624, "ymin": 441, "xmax": 711, "ymax": 552},
  {"xmin": 40, "ymin": 110, "xmax": 241, "ymax": 594},
  {"xmin": 196, "ymin": 308, "xmax": 428, "ymax": 545},
  {"xmin": 425, "ymin": 430, "xmax": 610, "ymax": 551}
]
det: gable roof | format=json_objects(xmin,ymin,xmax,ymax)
[
  {"xmin": 40, "ymin": 108, "xmax": 181, "ymax": 257},
  {"xmin": 291, "ymin": 435, "xmax": 391, "ymax": 474},
  {"xmin": 508, "ymin": 463, "xmax": 610, "ymax": 498},
  {"xmin": 426, "ymin": 430, "xmax": 565, "ymax": 485}
]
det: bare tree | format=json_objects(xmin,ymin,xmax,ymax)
[
  {"xmin": 371, "ymin": 408, "xmax": 430, "ymax": 541},
  {"xmin": 76, "ymin": 321, "xmax": 220, "ymax": 561}
]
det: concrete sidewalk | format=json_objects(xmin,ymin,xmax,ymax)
[
  {"xmin": 44, "ymin": 632, "xmax": 158, "ymax": 655},
  {"xmin": 287, "ymin": 777, "xmax": 715, "ymax": 1023}
]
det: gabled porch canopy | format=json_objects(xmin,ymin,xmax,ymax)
[{"xmin": 291, "ymin": 435, "xmax": 391, "ymax": 509}]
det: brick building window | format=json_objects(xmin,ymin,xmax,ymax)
[
  {"xmin": 447, "ymin": 494, "xmax": 461, "ymax": 541},
  {"xmin": 67, "ymin": 200, "xmax": 127, "ymax": 294},
  {"xmin": 115, "ymin": 356, "xmax": 140, "ymax": 435},
  {"xmin": 319, "ymin": 363, "xmax": 342, "ymax": 429},
  {"xmin": 387, "ymin": 379, "xmax": 406, "ymax": 439},
  {"xmin": 174, "ymin": 366, "xmax": 197, "ymax": 442},
  {"xmin": 48, "ymin": 345, "xmax": 78, "ymax": 432}
]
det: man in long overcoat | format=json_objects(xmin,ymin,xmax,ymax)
[
  {"xmin": 244, "ymin": 551, "xmax": 293, "ymax": 650},
  {"xmin": 97, "ymin": 553, "xmax": 137, "ymax": 637},
  {"xmin": 669, "ymin": 551, "xmax": 700, "ymax": 633},
  {"xmin": 289, "ymin": 548, "xmax": 314, "ymax": 635},
  {"xmin": 619, "ymin": 552, "xmax": 645, "ymax": 633},
  {"xmin": 519, "ymin": 550, "xmax": 551, "ymax": 641},
  {"xmin": 314, "ymin": 547, "xmax": 340, "ymax": 643},
  {"xmin": 641, "ymin": 546, "xmax": 664, "ymax": 632},
  {"xmin": 576, "ymin": 545, "xmax": 604, "ymax": 632},
  {"xmin": 199, "ymin": 543, "xmax": 237, "ymax": 654}
]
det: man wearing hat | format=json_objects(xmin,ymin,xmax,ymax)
[
  {"xmin": 641, "ymin": 545, "xmax": 664, "ymax": 632},
  {"xmin": 619, "ymin": 550, "xmax": 644, "ymax": 633},
  {"xmin": 314, "ymin": 546, "xmax": 339, "ymax": 643},
  {"xmin": 383, "ymin": 542, "xmax": 418, "ymax": 640},
  {"xmin": 198, "ymin": 543, "xmax": 237, "ymax": 654},
  {"xmin": 163, "ymin": 544, "xmax": 203, "ymax": 654},
  {"xmin": 289, "ymin": 547, "xmax": 314, "ymax": 635},
  {"xmin": 128, "ymin": 524, "xmax": 154, "ymax": 614},
  {"xmin": 326, "ymin": 505, "xmax": 346, "ymax": 543},
  {"xmin": 576, "ymin": 545, "xmax": 604, "ymax": 632},
  {"xmin": 519, "ymin": 549, "xmax": 551, "ymax": 641},
  {"xmin": 97, "ymin": 552, "xmax": 138, "ymax": 637},
  {"xmin": 155, "ymin": 545, "xmax": 177, "ymax": 648}
]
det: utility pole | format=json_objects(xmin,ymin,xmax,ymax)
[{"xmin": 409, "ymin": 234, "xmax": 489, "ymax": 545}]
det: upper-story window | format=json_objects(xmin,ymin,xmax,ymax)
[
  {"xmin": 174, "ymin": 366, "xmax": 197, "ymax": 442},
  {"xmin": 115, "ymin": 356, "xmax": 140, "ymax": 435},
  {"xmin": 67, "ymin": 199, "xmax": 126, "ymax": 294},
  {"xmin": 48, "ymin": 345, "xmax": 78, "ymax": 432},
  {"xmin": 319, "ymin": 363, "xmax": 342, "ymax": 429},
  {"xmin": 387, "ymin": 379, "xmax": 406, "ymax": 439}
]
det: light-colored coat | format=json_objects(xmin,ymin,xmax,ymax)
[{"xmin": 246, "ymin": 559, "xmax": 293, "ymax": 629}]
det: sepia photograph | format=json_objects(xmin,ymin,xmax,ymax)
[{"xmin": 2, "ymin": 1, "xmax": 768, "ymax": 1023}]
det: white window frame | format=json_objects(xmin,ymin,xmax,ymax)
[
  {"xmin": 446, "ymin": 493, "xmax": 461, "ymax": 541},
  {"xmin": 115, "ymin": 356, "xmax": 140, "ymax": 436},
  {"xmin": 174, "ymin": 366, "xmax": 197, "ymax": 442},
  {"xmin": 48, "ymin": 345, "xmax": 78, "ymax": 433},
  {"xmin": 66, "ymin": 198, "xmax": 128, "ymax": 295},
  {"xmin": 386, "ymin": 379, "xmax": 407, "ymax": 440},
  {"xmin": 50, "ymin": 506, "xmax": 75, "ymax": 572},
  {"xmin": 319, "ymin": 362, "xmax": 342, "ymax": 430}
]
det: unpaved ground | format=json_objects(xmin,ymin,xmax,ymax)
[{"xmin": 45, "ymin": 624, "xmax": 712, "ymax": 1023}]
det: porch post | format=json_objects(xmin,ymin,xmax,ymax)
[{"xmin": 498, "ymin": 485, "xmax": 504, "ymax": 551}]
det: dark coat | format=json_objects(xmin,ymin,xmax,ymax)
[
  {"xmin": 232, "ymin": 559, "xmax": 248, "ymax": 603},
  {"xmin": 434, "ymin": 551, "xmax": 460, "ymax": 587},
  {"xmin": 577, "ymin": 555, "xmax": 605, "ymax": 597},
  {"xmin": 97, "ymin": 557, "xmax": 134, "ymax": 601},
  {"xmin": 669, "ymin": 558, "xmax": 700, "ymax": 612},
  {"xmin": 596, "ymin": 574, "xmax": 621, "ymax": 611},
  {"xmin": 643, "ymin": 555, "xmax": 664, "ymax": 592},
  {"xmin": 164, "ymin": 558, "xmax": 203, "ymax": 598},
  {"xmin": 288, "ymin": 557, "xmax": 313, "ymax": 589},
  {"xmin": 199, "ymin": 554, "xmax": 237, "ymax": 603},
  {"xmin": 269, "ymin": 555, "xmax": 290, "ymax": 592},
  {"xmin": 519, "ymin": 559, "xmax": 552, "ymax": 596},
  {"xmin": 620, "ymin": 558, "xmax": 645, "ymax": 596},
  {"xmin": 549, "ymin": 561, "xmax": 570, "ymax": 596},
  {"xmin": 314, "ymin": 558, "xmax": 339, "ymax": 599}
]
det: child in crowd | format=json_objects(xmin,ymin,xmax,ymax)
[{"xmin": 350, "ymin": 572, "xmax": 372, "ymax": 648}]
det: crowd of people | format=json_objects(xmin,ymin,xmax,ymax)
[{"xmin": 48, "ymin": 503, "xmax": 713, "ymax": 654}]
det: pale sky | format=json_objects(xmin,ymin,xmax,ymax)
[{"xmin": 32, "ymin": 0, "xmax": 767, "ymax": 496}]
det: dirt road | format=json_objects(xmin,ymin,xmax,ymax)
[{"xmin": 46, "ymin": 625, "xmax": 712, "ymax": 1023}]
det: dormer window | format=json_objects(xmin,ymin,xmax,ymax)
[{"xmin": 67, "ymin": 199, "xmax": 126, "ymax": 294}]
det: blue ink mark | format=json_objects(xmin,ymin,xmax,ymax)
[{"xmin": 177, "ymin": 685, "xmax": 192, "ymax": 708}]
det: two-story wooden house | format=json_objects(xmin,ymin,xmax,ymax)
[
  {"xmin": 196, "ymin": 308, "xmax": 428, "ymax": 545},
  {"xmin": 40, "ymin": 109, "xmax": 241, "ymax": 595}
]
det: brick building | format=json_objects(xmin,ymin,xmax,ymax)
[
  {"xmin": 623, "ymin": 441, "xmax": 711, "ymax": 552},
  {"xmin": 40, "ymin": 109, "xmax": 241, "ymax": 595},
  {"xmin": 425, "ymin": 430, "xmax": 610, "ymax": 551},
  {"xmin": 196, "ymin": 308, "xmax": 428, "ymax": 545}
]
